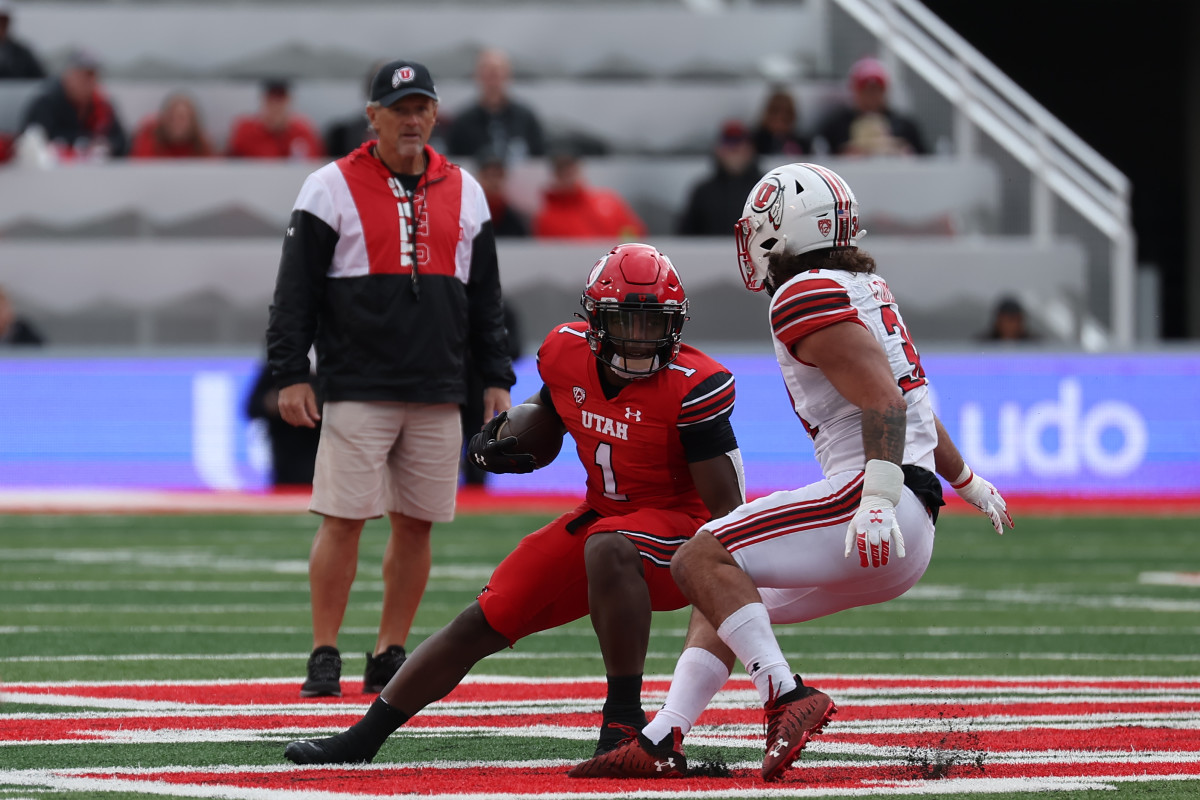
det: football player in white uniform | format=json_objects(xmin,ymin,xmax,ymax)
[{"xmin": 569, "ymin": 163, "xmax": 1013, "ymax": 782}]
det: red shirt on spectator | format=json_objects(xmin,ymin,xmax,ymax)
[
  {"xmin": 129, "ymin": 93, "xmax": 214, "ymax": 159},
  {"xmin": 226, "ymin": 116, "xmax": 324, "ymax": 159},
  {"xmin": 130, "ymin": 118, "xmax": 214, "ymax": 158},
  {"xmin": 534, "ymin": 184, "xmax": 646, "ymax": 240}
]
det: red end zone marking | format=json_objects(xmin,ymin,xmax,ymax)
[
  {"xmin": 70, "ymin": 759, "xmax": 1200, "ymax": 795},
  {"xmin": 10, "ymin": 714, "xmax": 1198, "ymax": 755},
  {"xmin": 8, "ymin": 676, "xmax": 1199, "ymax": 796},
  {"xmin": 7, "ymin": 675, "xmax": 1199, "ymax": 705}
]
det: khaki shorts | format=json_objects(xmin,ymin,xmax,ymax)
[{"xmin": 310, "ymin": 401, "xmax": 462, "ymax": 523}]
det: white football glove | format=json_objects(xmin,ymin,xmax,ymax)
[
  {"xmin": 846, "ymin": 460, "xmax": 906, "ymax": 569},
  {"xmin": 951, "ymin": 464, "xmax": 1013, "ymax": 534}
]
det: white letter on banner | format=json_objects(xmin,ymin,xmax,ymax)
[
  {"xmin": 1023, "ymin": 379, "xmax": 1081, "ymax": 477},
  {"xmin": 1081, "ymin": 400, "xmax": 1147, "ymax": 477},
  {"xmin": 192, "ymin": 372, "xmax": 242, "ymax": 490},
  {"xmin": 960, "ymin": 401, "xmax": 1021, "ymax": 474}
]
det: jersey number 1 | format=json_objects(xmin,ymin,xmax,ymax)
[{"xmin": 594, "ymin": 442, "xmax": 628, "ymax": 501}]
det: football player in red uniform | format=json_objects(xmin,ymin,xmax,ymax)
[
  {"xmin": 284, "ymin": 242, "xmax": 746, "ymax": 766},
  {"xmin": 570, "ymin": 164, "xmax": 1014, "ymax": 782}
]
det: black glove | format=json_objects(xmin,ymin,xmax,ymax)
[{"xmin": 467, "ymin": 412, "xmax": 537, "ymax": 474}]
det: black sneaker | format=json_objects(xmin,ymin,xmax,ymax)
[
  {"xmin": 362, "ymin": 644, "xmax": 406, "ymax": 694},
  {"xmin": 299, "ymin": 646, "xmax": 342, "ymax": 698}
]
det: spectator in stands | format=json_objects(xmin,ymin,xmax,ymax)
[
  {"xmin": 0, "ymin": 0, "xmax": 44, "ymax": 80},
  {"xmin": 227, "ymin": 79, "xmax": 324, "ymax": 160},
  {"xmin": 980, "ymin": 296, "xmax": 1038, "ymax": 341},
  {"xmin": 476, "ymin": 146, "xmax": 530, "ymax": 238},
  {"xmin": 446, "ymin": 48, "xmax": 545, "ymax": 162},
  {"xmin": 533, "ymin": 144, "xmax": 646, "ymax": 240},
  {"xmin": 325, "ymin": 61, "xmax": 385, "ymax": 159},
  {"xmin": 0, "ymin": 285, "xmax": 44, "ymax": 345},
  {"xmin": 19, "ymin": 48, "xmax": 127, "ymax": 159},
  {"xmin": 811, "ymin": 57, "xmax": 928, "ymax": 157},
  {"xmin": 677, "ymin": 120, "xmax": 761, "ymax": 237},
  {"xmin": 130, "ymin": 92, "xmax": 215, "ymax": 158},
  {"xmin": 751, "ymin": 86, "xmax": 807, "ymax": 156},
  {"xmin": 246, "ymin": 354, "xmax": 321, "ymax": 488}
]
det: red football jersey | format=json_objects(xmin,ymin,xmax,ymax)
[{"xmin": 537, "ymin": 321, "xmax": 736, "ymax": 518}]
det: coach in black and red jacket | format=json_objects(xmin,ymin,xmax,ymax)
[{"xmin": 266, "ymin": 59, "xmax": 515, "ymax": 700}]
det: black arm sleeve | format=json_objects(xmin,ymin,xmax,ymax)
[
  {"xmin": 678, "ymin": 371, "xmax": 739, "ymax": 462},
  {"xmin": 266, "ymin": 209, "xmax": 338, "ymax": 389},
  {"xmin": 466, "ymin": 220, "xmax": 517, "ymax": 390},
  {"xmin": 680, "ymin": 416, "xmax": 738, "ymax": 463}
]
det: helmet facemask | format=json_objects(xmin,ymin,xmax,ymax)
[
  {"xmin": 735, "ymin": 214, "xmax": 782, "ymax": 295},
  {"xmin": 583, "ymin": 299, "xmax": 687, "ymax": 378},
  {"xmin": 580, "ymin": 243, "xmax": 690, "ymax": 379}
]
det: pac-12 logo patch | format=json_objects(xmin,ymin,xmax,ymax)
[
  {"xmin": 572, "ymin": 386, "xmax": 587, "ymax": 407},
  {"xmin": 817, "ymin": 217, "xmax": 832, "ymax": 236},
  {"xmin": 393, "ymin": 66, "xmax": 415, "ymax": 87}
]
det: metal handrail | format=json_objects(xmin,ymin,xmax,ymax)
[{"xmin": 831, "ymin": 0, "xmax": 1136, "ymax": 346}]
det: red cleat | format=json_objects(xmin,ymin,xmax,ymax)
[{"xmin": 761, "ymin": 676, "xmax": 837, "ymax": 782}]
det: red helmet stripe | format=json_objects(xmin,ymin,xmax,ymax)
[{"xmin": 805, "ymin": 163, "xmax": 854, "ymax": 247}]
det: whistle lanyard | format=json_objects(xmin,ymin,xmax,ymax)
[
  {"xmin": 401, "ymin": 186, "xmax": 420, "ymax": 299},
  {"xmin": 384, "ymin": 155, "xmax": 424, "ymax": 300}
]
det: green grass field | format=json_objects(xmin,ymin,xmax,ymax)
[{"xmin": 2, "ymin": 509, "xmax": 1199, "ymax": 799}]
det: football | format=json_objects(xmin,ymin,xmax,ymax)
[{"xmin": 497, "ymin": 403, "xmax": 565, "ymax": 469}]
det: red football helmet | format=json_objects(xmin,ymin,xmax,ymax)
[{"xmin": 580, "ymin": 243, "xmax": 688, "ymax": 378}]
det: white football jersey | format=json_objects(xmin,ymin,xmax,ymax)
[{"xmin": 768, "ymin": 269, "xmax": 938, "ymax": 476}]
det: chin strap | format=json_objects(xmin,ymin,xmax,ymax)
[{"xmin": 608, "ymin": 353, "xmax": 661, "ymax": 379}]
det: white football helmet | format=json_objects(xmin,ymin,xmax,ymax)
[{"xmin": 734, "ymin": 162, "xmax": 866, "ymax": 292}]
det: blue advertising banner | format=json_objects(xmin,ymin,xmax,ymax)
[{"xmin": 0, "ymin": 353, "xmax": 1197, "ymax": 497}]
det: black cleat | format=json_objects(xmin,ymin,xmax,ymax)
[
  {"xmin": 299, "ymin": 646, "xmax": 342, "ymax": 698},
  {"xmin": 284, "ymin": 731, "xmax": 377, "ymax": 765},
  {"xmin": 362, "ymin": 645, "xmax": 406, "ymax": 694}
]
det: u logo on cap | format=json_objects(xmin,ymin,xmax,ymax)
[{"xmin": 393, "ymin": 67, "xmax": 415, "ymax": 87}]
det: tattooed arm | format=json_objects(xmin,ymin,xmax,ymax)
[
  {"xmin": 793, "ymin": 320, "xmax": 909, "ymax": 568},
  {"xmin": 791, "ymin": 320, "xmax": 908, "ymax": 465}
]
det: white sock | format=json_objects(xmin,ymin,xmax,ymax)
[
  {"xmin": 642, "ymin": 647, "xmax": 731, "ymax": 745},
  {"xmin": 716, "ymin": 602, "xmax": 795, "ymax": 704}
]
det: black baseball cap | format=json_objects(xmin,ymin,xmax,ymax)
[{"xmin": 370, "ymin": 59, "xmax": 438, "ymax": 106}]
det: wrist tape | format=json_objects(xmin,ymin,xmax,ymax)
[
  {"xmin": 951, "ymin": 463, "xmax": 974, "ymax": 490},
  {"xmin": 862, "ymin": 459, "xmax": 904, "ymax": 506}
]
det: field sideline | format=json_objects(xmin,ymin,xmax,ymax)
[{"xmin": 2, "ymin": 504, "xmax": 1198, "ymax": 799}]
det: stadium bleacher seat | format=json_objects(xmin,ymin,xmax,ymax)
[
  {"xmin": 14, "ymin": 3, "xmax": 827, "ymax": 81},
  {"xmin": 0, "ymin": 156, "xmax": 1001, "ymax": 239},
  {"xmin": 0, "ymin": 1, "xmax": 1114, "ymax": 348},
  {"xmin": 0, "ymin": 235, "xmax": 1085, "ymax": 348}
]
